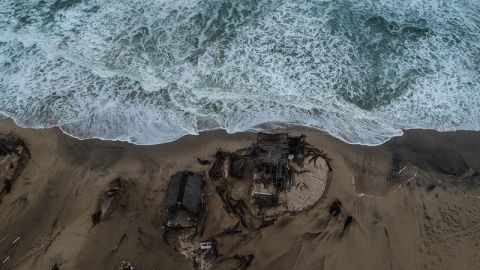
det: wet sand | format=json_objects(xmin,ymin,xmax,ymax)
[{"xmin": 0, "ymin": 118, "xmax": 479, "ymax": 270}]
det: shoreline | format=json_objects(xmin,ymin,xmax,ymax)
[
  {"xmin": 0, "ymin": 118, "xmax": 479, "ymax": 269},
  {"xmin": 3, "ymin": 116, "xmax": 480, "ymax": 148}
]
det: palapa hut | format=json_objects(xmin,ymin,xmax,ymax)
[{"xmin": 165, "ymin": 171, "xmax": 204, "ymax": 229}]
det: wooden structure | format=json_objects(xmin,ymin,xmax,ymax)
[{"xmin": 165, "ymin": 171, "xmax": 204, "ymax": 229}]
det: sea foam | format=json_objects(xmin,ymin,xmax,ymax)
[{"xmin": 0, "ymin": 0, "xmax": 479, "ymax": 145}]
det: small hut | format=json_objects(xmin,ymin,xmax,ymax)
[{"xmin": 165, "ymin": 171, "xmax": 204, "ymax": 229}]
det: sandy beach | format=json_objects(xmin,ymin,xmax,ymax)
[{"xmin": 0, "ymin": 118, "xmax": 479, "ymax": 270}]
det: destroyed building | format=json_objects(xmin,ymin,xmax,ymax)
[
  {"xmin": 209, "ymin": 132, "xmax": 330, "ymax": 221},
  {"xmin": 0, "ymin": 137, "xmax": 30, "ymax": 197},
  {"xmin": 165, "ymin": 171, "xmax": 204, "ymax": 230},
  {"xmin": 166, "ymin": 133, "xmax": 328, "ymax": 269},
  {"xmin": 251, "ymin": 133, "xmax": 294, "ymax": 190}
]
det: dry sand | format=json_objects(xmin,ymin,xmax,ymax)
[{"xmin": 0, "ymin": 118, "xmax": 479, "ymax": 270}]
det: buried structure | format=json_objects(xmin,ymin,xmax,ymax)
[
  {"xmin": 0, "ymin": 136, "xmax": 30, "ymax": 198},
  {"xmin": 210, "ymin": 133, "xmax": 331, "ymax": 222},
  {"xmin": 165, "ymin": 171, "xmax": 205, "ymax": 231},
  {"xmin": 163, "ymin": 171, "xmax": 215, "ymax": 270},
  {"xmin": 165, "ymin": 133, "xmax": 331, "ymax": 270},
  {"xmin": 92, "ymin": 177, "xmax": 130, "ymax": 225}
]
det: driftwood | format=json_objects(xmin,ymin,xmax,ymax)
[
  {"xmin": 216, "ymin": 187, "xmax": 247, "ymax": 228},
  {"xmin": 112, "ymin": 233, "xmax": 127, "ymax": 252},
  {"xmin": 92, "ymin": 178, "xmax": 129, "ymax": 226},
  {"xmin": 197, "ymin": 158, "xmax": 210, "ymax": 165},
  {"xmin": 209, "ymin": 150, "xmax": 231, "ymax": 180}
]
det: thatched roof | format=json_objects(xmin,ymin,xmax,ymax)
[{"xmin": 165, "ymin": 171, "xmax": 203, "ymax": 215}]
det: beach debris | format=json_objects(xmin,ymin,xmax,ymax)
[
  {"xmin": 9, "ymin": 236, "xmax": 20, "ymax": 248},
  {"xmin": 163, "ymin": 171, "xmax": 221, "ymax": 269},
  {"xmin": 215, "ymin": 187, "xmax": 260, "ymax": 230},
  {"xmin": 165, "ymin": 171, "xmax": 205, "ymax": 232},
  {"xmin": 200, "ymin": 242, "xmax": 212, "ymax": 250},
  {"xmin": 51, "ymin": 263, "xmax": 59, "ymax": 270},
  {"xmin": 194, "ymin": 241, "xmax": 217, "ymax": 270},
  {"xmin": 167, "ymin": 133, "xmax": 329, "ymax": 269},
  {"xmin": 210, "ymin": 133, "xmax": 330, "ymax": 223},
  {"xmin": 209, "ymin": 151, "xmax": 230, "ymax": 181},
  {"xmin": 0, "ymin": 234, "xmax": 8, "ymax": 243},
  {"xmin": 118, "ymin": 260, "xmax": 134, "ymax": 270},
  {"xmin": 112, "ymin": 233, "xmax": 127, "ymax": 253},
  {"xmin": 329, "ymin": 200, "xmax": 342, "ymax": 217},
  {"xmin": 92, "ymin": 177, "xmax": 129, "ymax": 225},
  {"xmin": 165, "ymin": 229, "xmax": 217, "ymax": 270},
  {"xmin": 343, "ymin": 216, "xmax": 353, "ymax": 233},
  {"xmin": 426, "ymin": 184, "xmax": 436, "ymax": 192},
  {"xmin": 137, "ymin": 227, "xmax": 157, "ymax": 250},
  {"xmin": 197, "ymin": 158, "xmax": 210, "ymax": 166},
  {"xmin": 0, "ymin": 137, "xmax": 30, "ymax": 198},
  {"xmin": 2, "ymin": 256, "xmax": 10, "ymax": 264}
]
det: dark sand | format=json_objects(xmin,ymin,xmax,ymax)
[{"xmin": 0, "ymin": 118, "xmax": 479, "ymax": 270}]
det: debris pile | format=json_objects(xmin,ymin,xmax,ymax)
[
  {"xmin": 118, "ymin": 260, "xmax": 134, "ymax": 270},
  {"xmin": 210, "ymin": 133, "xmax": 331, "ymax": 221},
  {"xmin": 165, "ymin": 133, "xmax": 330, "ymax": 269},
  {"xmin": 164, "ymin": 171, "xmax": 215, "ymax": 269},
  {"xmin": 0, "ymin": 137, "xmax": 30, "ymax": 197},
  {"xmin": 92, "ymin": 177, "xmax": 129, "ymax": 225}
]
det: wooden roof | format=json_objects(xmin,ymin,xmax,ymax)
[{"xmin": 165, "ymin": 171, "xmax": 203, "ymax": 215}]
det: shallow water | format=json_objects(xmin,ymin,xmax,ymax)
[{"xmin": 0, "ymin": 0, "xmax": 479, "ymax": 144}]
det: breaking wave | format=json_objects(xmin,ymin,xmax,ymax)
[{"xmin": 1, "ymin": 0, "xmax": 479, "ymax": 145}]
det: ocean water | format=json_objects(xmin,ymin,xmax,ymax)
[{"xmin": 0, "ymin": 0, "xmax": 479, "ymax": 145}]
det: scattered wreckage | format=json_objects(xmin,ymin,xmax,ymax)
[
  {"xmin": 163, "ymin": 171, "xmax": 215, "ymax": 270},
  {"xmin": 164, "ymin": 133, "xmax": 331, "ymax": 269},
  {"xmin": 210, "ymin": 133, "xmax": 331, "ymax": 221},
  {"xmin": 0, "ymin": 136, "xmax": 30, "ymax": 199}
]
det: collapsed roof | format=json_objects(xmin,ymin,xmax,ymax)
[{"xmin": 165, "ymin": 171, "xmax": 204, "ymax": 215}]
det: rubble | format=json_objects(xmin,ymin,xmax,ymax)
[
  {"xmin": 0, "ymin": 137, "xmax": 30, "ymax": 197},
  {"xmin": 164, "ymin": 171, "xmax": 215, "ymax": 269},
  {"xmin": 118, "ymin": 261, "xmax": 134, "ymax": 270},
  {"xmin": 209, "ymin": 151, "xmax": 230, "ymax": 181},
  {"xmin": 91, "ymin": 177, "xmax": 129, "ymax": 225},
  {"xmin": 165, "ymin": 133, "xmax": 330, "ymax": 270},
  {"xmin": 210, "ymin": 133, "xmax": 330, "ymax": 222}
]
